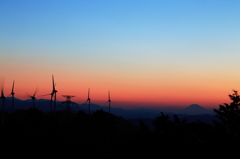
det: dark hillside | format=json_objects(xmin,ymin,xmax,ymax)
[{"xmin": 0, "ymin": 100, "xmax": 240, "ymax": 158}]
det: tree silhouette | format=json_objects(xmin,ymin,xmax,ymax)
[
  {"xmin": 214, "ymin": 90, "xmax": 240, "ymax": 137},
  {"xmin": 152, "ymin": 112, "xmax": 172, "ymax": 134}
]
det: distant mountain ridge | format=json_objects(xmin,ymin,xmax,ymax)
[
  {"xmin": 1, "ymin": 98, "xmax": 218, "ymax": 129},
  {"xmin": 2, "ymin": 98, "xmax": 214, "ymax": 118}
]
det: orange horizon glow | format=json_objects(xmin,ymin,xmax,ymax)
[
  {"xmin": 1, "ymin": 1, "xmax": 240, "ymax": 112},
  {"xmin": 0, "ymin": 74, "xmax": 234, "ymax": 110}
]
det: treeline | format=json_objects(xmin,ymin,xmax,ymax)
[{"xmin": 1, "ymin": 91, "xmax": 240, "ymax": 157}]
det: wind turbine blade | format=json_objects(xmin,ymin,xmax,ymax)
[
  {"xmin": 0, "ymin": 84, "xmax": 5, "ymax": 97},
  {"xmin": 11, "ymin": 81, "xmax": 15, "ymax": 93},
  {"xmin": 88, "ymin": 88, "xmax": 90, "ymax": 98},
  {"xmin": 1, "ymin": 88, "xmax": 3, "ymax": 97},
  {"xmin": 1, "ymin": 90, "xmax": 4, "ymax": 98},
  {"xmin": 54, "ymin": 92, "xmax": 57, "ymax": 101},
  {"xmin": 52, "ymin": 75, "xmax": 56, "ymax": 90},
  {"xmin": 26, "ymin": 93, "xmax": 31, "ymax": 98},
  {"xmin": 41, "ymin": 93, "xmax": 52, "ymax": 96}
]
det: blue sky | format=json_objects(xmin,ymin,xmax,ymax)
[{"xmin": 1, "ymin": 0, "xmax": 240, "ymax": 108}]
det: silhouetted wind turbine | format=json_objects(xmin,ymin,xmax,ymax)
[
  {"xmin": 29, "ymin": 88, "xmax": 37, "ymax": 108},
  {"xmin": 9, "ymin": 81, "xmax": 15, "ymax": 113},
  {"xmin": 106, "ymin": 91, "xmax": 111, "ymax": 113},
  {"xmin": 42, "ymin": 75, "xmax": 57, "ymax": 113},
  {"xmin": 0, "ymin": 85, "xmax": 6, "ymax": 125},
  {"xmin": 52, "ymin": 75, "xmax": 57, "ymax": 116},
  {"xmin": 85, "ymin": 88, "xmax": 91, "ymax": 114}
]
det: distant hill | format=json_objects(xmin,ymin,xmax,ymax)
[
  {"xmin": 3, "ymin": 98, "xmax": 163, "ymax": 118},
  {"xmin": 3, "ymin": 98, "xmax": 214, "ymax": 121},
  {"xmin": 1, "ymin": 98, "xmax": 219, "ymax": 130},
  {"xmin": 177, "ymin": 104, "xmax": 212, "ymax": 115}
]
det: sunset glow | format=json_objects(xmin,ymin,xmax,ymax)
[{"xmin": 1, "ymin": 1, "xmax": 239, "ymax": 109}]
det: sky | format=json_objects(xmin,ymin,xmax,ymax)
[{"xmin": 1, "ymin": 0, "xmax": 240, "ymax": 109}]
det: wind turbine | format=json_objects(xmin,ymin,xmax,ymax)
[
  {"xmin": 29, "ymin": 88, "xmax": 37, "ymax": 108},
  {"xmin": 0, "ymin": 85, "xmax": 6, "ymax": 125},
  {"xmin": 42, "ymin": 75, "xmax": 57, "ymax": 113},
  {"xmin": 106, "ymin": 91, "xmax": 111, "ymax": 113},
  {"xmin": 52, "ymin": 75, "xmax": 57, "ymax": 116},
  {"xmin": 85, "ymin": 88, "xmax": 91, "ymax": 114},
  {"xmin": 9, "ymin": 81, "xmax": 15, "ymax": 113}
]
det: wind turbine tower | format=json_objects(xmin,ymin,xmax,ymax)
[
  {"xmin": 29, "ymin": 89, "xmax": 37, "ymax": 108},
  {"xmin": 85, "ymin": 88, "xmax": 91, "ymax": 114},
  {"xmin": 9, "ymin": 81, "xmax": 15, "ymax": 113},
  {"xmin": 52, "ymin": 75, "xmax": 57, "ymax": 116},
  {"xmin": 42, "ymin": 75, "xmax": 57, "ymax": 113},
  {"xmin": 107, "ymin": 91, "xmax": 111, "ymax": 113}
]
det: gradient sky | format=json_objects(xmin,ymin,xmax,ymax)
[{"xmin": 1, "ymin": 0, "xmax": 240, "ymax": 109}]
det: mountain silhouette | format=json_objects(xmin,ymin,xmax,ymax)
[{"xmin": 177, "ymin": 104, "xmax": 212, "ymax": 115}]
